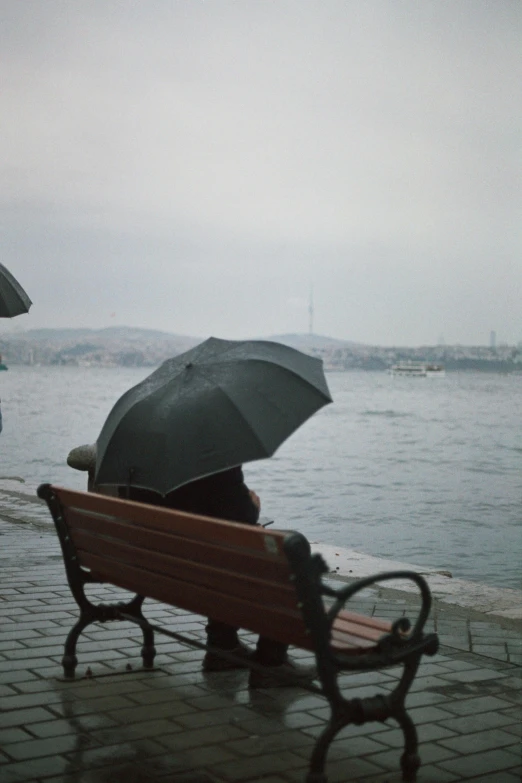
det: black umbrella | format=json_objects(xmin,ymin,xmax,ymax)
[
  {"xmin": 0, "ymin": 264, "xmax": 32, "ymax": 318},
  {"xmin": 95, "ymin": 337, "xmax": 332, "ymax": 495}
]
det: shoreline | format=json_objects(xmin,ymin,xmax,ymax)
[
  {"xmin": 2, "ymin": 486, "xmax": 521, "ymax": 626},
  {"xmin": 313, "ymin": 542, "xmax": 522, "ymax": 625}
]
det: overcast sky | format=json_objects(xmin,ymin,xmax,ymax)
[{"xmin": 1, "ymin": 1, "xmax": 520, "ymax": 346}]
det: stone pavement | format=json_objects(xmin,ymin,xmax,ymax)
[{"xmin": 0, "ymin": 519, "xmax": 520, "ymax": 783}]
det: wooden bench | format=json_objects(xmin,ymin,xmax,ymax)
[{"xmin": 38, "ymin": 483, "xmax": 439, "ymax": 783}]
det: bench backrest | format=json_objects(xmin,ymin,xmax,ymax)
[{"xmin": 43, "ymin": 485, "xmax": 315, "ymax": 649}]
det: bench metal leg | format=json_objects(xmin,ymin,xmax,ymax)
[
  {"xmin": 391, "ymin": 654, "xmax": 422, "ymax": 782},
  {"xmin": 124, "ymin": 595, "xmax": 156, "ymax": 669},
  {"xmin": 397, "ymin": 708, "xmax": 420, "ymax": 782},
  {"xmin": 140, "ymin": 624, "xmax": 156, "ymax": 669},
  {"xmin": 62, "ymin": 594, "xmax": 156, "ymax": 678},
  {"xmin": 62, "ymin": 615, "xmax": 93, "ymax": 678},
  {"xmin": 306, "ymin": 713, "xmax": 350, "ymax": 783}
]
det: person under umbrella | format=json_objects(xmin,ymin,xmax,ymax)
[
  {"xmin": 0, "ymin": 263, "xmax": 32, "ymax": 319},
  {"xmin": 0, "ymin": 263, "xmax": 32, "ymax": 433},
  {"xmin": 90, "ymin": 337, "xmax": 332, "ymax": 685}
]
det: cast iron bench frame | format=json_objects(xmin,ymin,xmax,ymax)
[{"xmin": 38, "ymin": 483, "xmax": 439, "ymax": 783}]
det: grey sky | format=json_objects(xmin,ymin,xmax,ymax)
[{"xmin": 1, "ymin": 1, "xmax": 520, "ymax": 345}]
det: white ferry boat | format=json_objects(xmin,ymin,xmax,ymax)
[{"xmin": 390, "ymin": 362, "xmax": 445, "ymax": 377}]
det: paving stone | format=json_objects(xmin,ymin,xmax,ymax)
[
  {"xmin": 371, "ymin": 741, "xmax": 459, "ymax": 771},
  {"xmin": 90, "ymin": 717, "xmax": 184, "ymax": 745},
  {"xmin": 417, "ymin": 724, "xmax": 458, "ymax": 743},
  {"xmin": 408, "ymin": 675, "xmax": 457, "ymax": 692},
  {"xmin": 472, "ymin": 644, "xmax": 508, "ymax": 660},
  {"xmin": 439, "ymin": 658, "xmax": 483, "ymax": 672},
  {"xmin": 280, "ymin": 711, "xmax": 323, "ymax": 731},
  {"xmin": 107, "ymin": 699, "xmax": 201, "ymax": 724},
  {"xmin": 404, "ymin": 704, "xmax": 456, "ymax": 724},
  {"xmin": 0, "ymin": 728, "xmax": 34, "ymax": 745},
  {"xmin": 0, "ymin": 640, "xmax": 27, "ymax": 652},
  {"xmin": 2, "ymin": 733, "xmax": 99, "ymax": 762},
  {"xmin": 140, "ymin": 748, "xmax": 234, "ymax": 779},
  {"xmin": 26, "ymin": 713, "xmax": 121, "ymax": 739},
  {"xmin": 59, "ymin": 678, "xmax": 153, "ymax": 701},
  {"xmin": 439, "ymin": 727, "xmax": 521, "ymax": 754},
  {"xmin": 286, "ymin": 755, "xmax": 384, "ymax": 781},
  {"xmin": 278, "ymin": 694, "xmax": 326, "ymax": 713},
  {"xmin": 175, "ymin": 705, "xmax": 255, "ymax": 731},
  {"xmin": 65, "ymin": 739, "xmax": 168, "ymax": 771},
  {"xmin": 0, "ymin": 689, "xmax": 66, "ymax": 711},
  {"xmin": 0, "ymin": 657, "xmax": 57, "ymax": 672},
  {"xmin": 295, "ymin": 732, "xmax": 390, "ymax": 762},
  {"xmin": 438, "ymin": 709, "xmax": 520, "ymax": 735},
  {"xmin": 0, "ymin": 754, "xmax": 75, "ymax": 783},
  {"xmin": 439, "ymin": 694, "xmax": 513, "ymax": 715},
  {"xmin": 438, "ymin": 746, "xmax": 522, "ymax": 777},
  {"xmin": 464, "ymin": 774, "xmax": 521, "ymax": 783},
  {"xmin": 213, "ymin": 750, "xmax": 307, "ymax": 781},
  {"xmin": 361, "ymin": 769, "xmax": 457, "ymax": 783},
  {"xmin": 159, "ymin": 723, "xmax": 249, "ymax": 754},
  {"xmin": 440, "ymin": 666, "xmax": 510, "ymax": 684},
  {"xmin": 0, "ymin": 706, "xmax": 57, "ymax": 729},
  {"xmin": 49, "ymin": 693, "xmax": 138, "ymax": 717},
  {"xmin": 405, "ymin": 689, "xmax": 449, "ymax": 708},
  {"xmin": 0, "ymin": 669, "xmax": 42, "ymax": 685},
  {"xmin": 231, "ymin": 731, "xmax": 312, "ymax": 761},
  {"xmin": 0, "ymin": 629, "xmax": 42, "ymax": 642}
]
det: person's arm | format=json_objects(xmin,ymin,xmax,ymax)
[{"xmin": 204, "ymin": 467, "xmax": 260, "ymax": 526}]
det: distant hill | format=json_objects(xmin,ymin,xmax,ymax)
[
  {"xmin": 5, "ymin": 326, "xmax": 201, "ymax": 346},
  {"xmin": 0, "ymin": 327, "xmax": 201, "ymax": 367},
  {"xmin": 265, "ymin": 333, "xmax": 367, "ymax": 350}
]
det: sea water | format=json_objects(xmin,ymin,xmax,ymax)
[{"xmin": 0, "ymin": 366, "xmax": 520, "ymax": 589}]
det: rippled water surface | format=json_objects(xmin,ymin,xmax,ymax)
[{"xmin": 0, "ymin": 366, "xmax": 520, "ymax": 588}]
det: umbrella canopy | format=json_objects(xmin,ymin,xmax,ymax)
[
  {"xmin": 0, "ymin": 264, "xmax": 32, "ymax": 318},
  {"xmin": 95, "ymin": 337, "xmax": 332, "ymax": 495}
]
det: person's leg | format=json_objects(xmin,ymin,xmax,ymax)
[
  {"xmin": 250, "ymin": 636, "xmax": 317, "ymax": 688},
  {"xmin": 205, "ymin": 620, "xmax": 240, "ymax": 649},
  {"xmin": 203, "ymin": 619, "xmax": 252, "ymax": 671},
  {"xmin": 254, "ymin": 636, "xmax": 288, "ymax": 665}
]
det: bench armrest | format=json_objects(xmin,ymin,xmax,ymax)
[{"xmin": 323, "ymin": 570, "xmax": 432, "ymax": 643}]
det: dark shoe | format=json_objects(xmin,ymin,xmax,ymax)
[
  {"xmin": 249, "ymin": 659, "xmax": 317, "ymax": 689},
  {"xmin": 203, "ymin": 642, "xmax": 253, "ymax": 672}
]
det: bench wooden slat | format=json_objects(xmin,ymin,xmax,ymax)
[
  {"xmin": 82, "ymin": 551, "xmax": 381, "ymax": 655},
  {"xmin": 82, "ymin": 551, "xmax": 315, "ymax": 649},
  {"xmin": 331, "ymin": 620, "xmax": 389, "ymax": 644},
  {"xmin": 337, "ymin": 610, "xmax": 391, "ymax": 633},
  {"xmin": 330, "ymin": 625, "xmax": 384, "ymax": 653},
  {"xmin": 335, "ymin": 613, "xmax": 391, "ymax": 639},
  {"xmin": 60, "ymin": 490, "xmax": 391, "ymax": 656},
  {"xmin": 73, "ymin": 535, "xmax": 385, "ymax": 655},
  {"xmin": 72, "ymin": 529, "xmax": 301, "ymax": 612},
  {"xmin": 58, "ymin": 488, "xmax": 287, "ymax": 554},
  {"xmin": 65, "ymin": 509, "xmax": 292, "ymax": 583}
]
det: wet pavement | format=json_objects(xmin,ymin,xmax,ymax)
[{"xmin": 0, "ymin": 518, "xmax": 520, "ymax": 783}]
